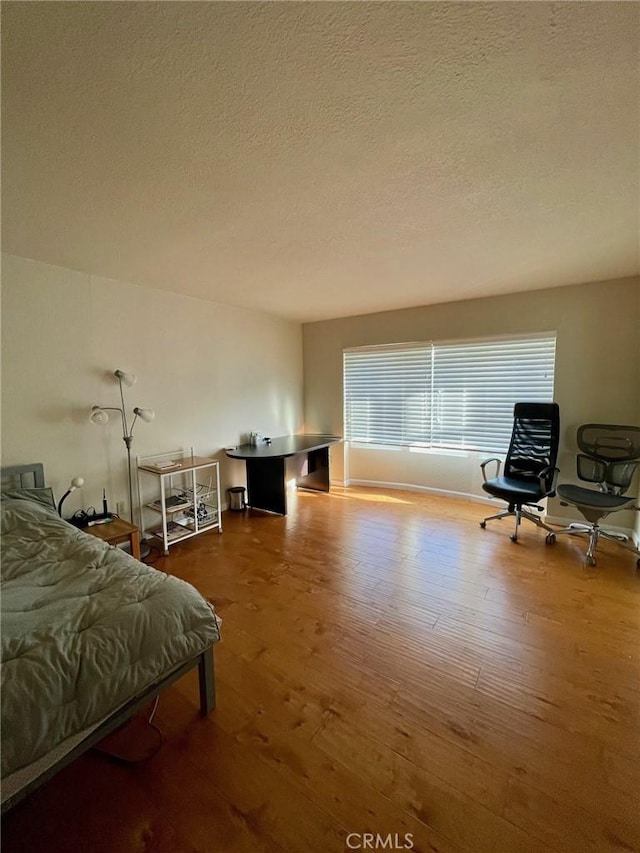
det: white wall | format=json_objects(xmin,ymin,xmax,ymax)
[
  {"xmin": 1, "ymin": 254, "xmax": 303, "ymax": 517},
  {"xmin": 303, "ymin": 277, "xmax": 640, "ymax": 529}
]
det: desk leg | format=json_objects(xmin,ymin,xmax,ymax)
[
  {"xmin": 296, "ymin": 447, "xmax": 331, "ymax": 492},
  {"xmin": 246, "ymin": 457, "xmax": 288, "ymax": 515},
  {"xmin": 130, "ymin": 530, "xmax": 141, "ymax": 561}
]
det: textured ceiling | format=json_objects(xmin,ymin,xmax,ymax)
[{"xmin": 2, "ymin": 2, "xmax": 639, "ymax": 322}]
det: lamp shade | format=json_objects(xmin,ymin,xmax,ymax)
[
  {"xmin": 134, "ymin": 407, "xmax": 155, "ymax": 423},
  {"xmin": 114, "ymin": 370, "xmax": 136, "ymax": 387},
  {"xmin": 90, "ymin": 406, "xmax": 110, "ymax": 425},
  {"xmin": 70, "ymin": 477, "xmax": 85, "ymax": 489}
]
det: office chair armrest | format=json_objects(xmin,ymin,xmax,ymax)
[
  {"xmin": 480, "ymin": 458, "xmax": 501, "ymax": 483},
  {"xmin": 538, "ymin": 465, "xmax": 560, "ymax": 496}
]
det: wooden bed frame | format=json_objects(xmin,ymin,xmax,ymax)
[{"xmin": 0, "ymin": 463, "xmax": 216, "ymax": 814}]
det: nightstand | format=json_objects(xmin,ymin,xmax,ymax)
[{"xmin": 84, "ymin": 517, "xmax": 141, "ymax": 560}]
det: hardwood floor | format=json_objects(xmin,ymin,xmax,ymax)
[{"xmin": 3, "ymin": 487, "xmax": 640, "ymax": 853}]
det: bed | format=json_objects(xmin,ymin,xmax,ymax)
[{"xmin": 1, "ymin": 463, "xmax": 220, "ymax": 813}]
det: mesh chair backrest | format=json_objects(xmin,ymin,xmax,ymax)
[
  {"xmin": 576, "ymin": 424, "xmax": 640, "ymax": 493},
  {"xmin": 577, "ymin": 424, "xmax": 640, "ymax": 461},
  {"xmin": 504, "ymin": 403, "xmax": 560, "ymax": 490}
]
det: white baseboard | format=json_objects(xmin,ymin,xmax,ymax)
[{"xmin": 347, "ymin": 478, "xmax": 497, "ymax": 507}]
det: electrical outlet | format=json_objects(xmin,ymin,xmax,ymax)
[{"xmin": 116, "ymin": 500, "xmax": 126, "ymax": 516}]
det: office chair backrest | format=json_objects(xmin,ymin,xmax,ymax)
[
  {"xmin": 575, "ymin": 424, "xmax": 640, "ymax": 494},
  {"xmin": 504, "ymin": 402, "xmax": 560, "ymax": 491}
]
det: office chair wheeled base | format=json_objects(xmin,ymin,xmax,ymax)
[
  {"xmin": 562, "ymin": 522, "xmax": 630, "ymax": 542},
  {"xmin": 480, "ymin": 505, "xmax": 555, "ymax": 543},
  {"xmin": 546, "ymin": 524, "xmax": 640, "ymax": 568}
]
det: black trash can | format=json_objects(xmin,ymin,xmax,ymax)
[{"xmin": 228, "ymin": 486, "xmax": 246, "ymax": 511}]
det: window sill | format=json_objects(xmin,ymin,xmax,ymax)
[{"xmin": 348, "ymin": 442, "xmax": 470, "ymax": 458}]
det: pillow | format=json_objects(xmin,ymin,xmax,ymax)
[{"xmin": 0, "ymin": 487, "xmax": 56, "ymax": 510}]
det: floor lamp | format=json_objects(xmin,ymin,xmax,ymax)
[{"xmin": 90, "ymin": 370, "xmax": 154, "ymax": 527}]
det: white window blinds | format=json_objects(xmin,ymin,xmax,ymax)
[
  {"xmin": 344, "ymin": 345, "xmax": 432, "ymax": 446},
  {"xmin": 344, "ymin": 334, "xmax": 556, "ymax": 454}
]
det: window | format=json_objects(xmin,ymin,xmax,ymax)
[{"xmin": 344, "ymin": 333, "xmax": 556, "ymax": 454}]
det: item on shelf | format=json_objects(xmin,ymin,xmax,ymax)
[
  {"xmin": 152, "ymin": 460, "xmax": 181, "ymax": 470},
  {"xmin": 184, "ymin": 503, "xmax": 217, "ymax": 525},
  {"xmin": 159, "ymin": 494, "xmax": 191, "ymax": 509},
  {"xmin": 165, "ymin": 494, "xmax": 188, "ymax": 507},
  {"xmin": 149, "ymin": 521, "xmax": 187, "ymax": 542}
]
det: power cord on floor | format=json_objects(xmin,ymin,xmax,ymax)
[{"xmin": 147, "ymin": 695, "xmax": 165, "ymax": 753}]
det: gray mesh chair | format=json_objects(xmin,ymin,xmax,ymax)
[
  {"xmin": 480, "ymin": 402, "xmax": 560, "ymax": 542},
  {"xmin": 546, "ymin": 424, "xmax": 640, "ymax": 567}
]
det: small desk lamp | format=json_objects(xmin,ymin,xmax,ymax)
[
  {"xmin": 57, "ymin": 477, "xmax": 85, "ymax": 516},
  {"xmin": 90, "ymin": 369, "xmax": 155, "ymax": 523}
]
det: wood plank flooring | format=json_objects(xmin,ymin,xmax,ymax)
[{"xmin": 3, "ymin": 487, "xmax": 640, "ymax": 853}]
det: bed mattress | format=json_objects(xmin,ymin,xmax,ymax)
[{"xmin": 1, "ymin": 495, "xmax": 219, "ymax": 780}]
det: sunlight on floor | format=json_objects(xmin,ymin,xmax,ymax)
[{"xmin": 329, "ymin": 489, "xmax": 412, "ymax": 505}]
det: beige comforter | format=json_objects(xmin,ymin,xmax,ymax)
[{"xmin": 1, "ymin": 495, "xmax": 219, "ymax": 778}]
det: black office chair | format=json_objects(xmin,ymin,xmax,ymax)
[
  {"xmin": 479, "ymin": 402, "xmax": 560, "ymax": 542},
  {"xmin": 545, "ymin": 424, "xmax": 640, "ymax": 567}
]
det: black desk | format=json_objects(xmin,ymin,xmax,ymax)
[{"xmin": 226, "ymin": 434, "xmax": 341, "ymax": 515}]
